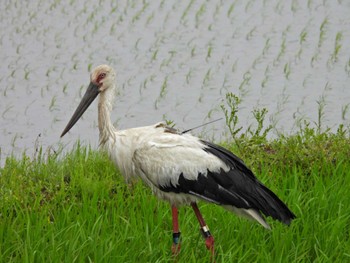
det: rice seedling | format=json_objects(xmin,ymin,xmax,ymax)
[
  {"xmin": 315, "ymin": 94, "xmax": 327, "ymax": 134},
  {"xmin": 330, "ymin": 31, "xmax": 343, "ymax": 64},
  {"xmin": 206, "ymin": 45, "xmax": 213, "ymax": 61},
  {"xmin": 283, "ymin": 62, "xmax": 291, "ymax": 79},
  {"xmin": 318, "ymin": 18, "xmax": 328, "ymax": 49},
  {"xmin": 62, "ymin": 83, "xmax": 68, "ymax": 94},
  {"xmin": 160, "ymin": 50, "xmax": 176, "ymax": 69},
  {"xmin": 24, "ymin": 69, "xmax": 30, "ymax": 80},
  {"xmin": 24, "ymin": 100, "xmax": 36, "ymax": 116},
  {"xmin": 203, "ymin": 68, "xmax": 212, "ymax": 86},
  {"xmin": 146, "ymin": 12, "xmax": 154, "ymax": 26},
  {"xmin": 274, "ymin": 1, "xmax": 284, "ymax": 15},
  {"xmin": 238, "ymin": 71, "xmax": 251, "ymax": 97},
  {"xmin": 251, "ymin": 55, "xmax": 262, "ymax": 70},
  {"xmin": 186, "ymin": 68, "xmax": 194, "ymax": 84},
  {"xmin": 291, "ymin": 0, "xmax": 299, "ymax": 13},
  {"xmin": 49, "ymin": 96, "xmax": 57, "ymax": 112},
  {"xmin": 345, "ymin": 58, "xmax": 350, "ymax": 75},
  {"xmin": 154, "ymin": 76, "xmax": 168, "ymax": 109},
  {"xmin": 195, "ymin": 3, "xmax": 206, "ymax": 28},
  {"xmin": 132, "ymin": 2, "xmax": 149, "ymax": 23},
  {"xmin": 261, "ymin": 76, "xmax": 268, "ymax": 88},
  {"xmin": 296, "ymin": 28, "xmax": 307, "ymax": 60},
  {"xmin": 10, "ymin": 69, "xmax": 16, "ymax": 78},
  {"xmin": 246, "ymin": 26, "xmax": 257, "ymax": 41},
  {"xmin": 139, "ymin": 78, "xmax": 149, "ymax": 94},
  {"xmin": 275, "ymin": 38, "xmax": 286, "ymax": 65},
  {"xmin": 10, "ymin": 132, "xmax": 19, "ymax": 148},
  {"xmin": 191, "ymin": 46, "xmax": 196, "ymax": 57},
  {"xmin": 341, "ymin": 103, "xmax": 349, "ymax": 121},
  {"xmin": 181, "ymin": 0, "xmax": 195, "ymax": 21},
  {"xmin": 299, "ymin": 28, "xmax": 307, "ymax": 45},
  {"xmin": 262, "ymin": 38, "xmax": 271, "ymax": 57},
  {"xmin": 2, "ymin": 105, "xmax": 13, "ymax": 119},
  {"xmin": 151, "ymin": 49, "xmax": 158, "ymax": 62},
  {"xmin": 16, "ymin": 44, "xmax": 22, "ymax": 55},
  {"xmin": 245, "ymin": 0, "xmax": 255, "ymax": 13}
]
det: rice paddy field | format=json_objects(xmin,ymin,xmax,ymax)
[
  {"xmin": 1, "ymin": 0, "xmax": 350, "ymax": 262},
  {"xmin": 0, "ymin": 0, "xmax": 350, "ymax": 162}
]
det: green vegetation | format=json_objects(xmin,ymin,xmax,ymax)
[{"xmin": 1, "ymin": 103, "xmax": 350, "ymax": 262}]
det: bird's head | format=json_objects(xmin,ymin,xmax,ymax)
[
  {"xmin": 60, "ymin": 64, "xmax": 116, "ymax": 138},
  {"xmin": 90, "ymin": 64, "xmax": 116, "ymax": 93}
]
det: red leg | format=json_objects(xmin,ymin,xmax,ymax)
[
  {"xmin": 171, "ymin": 205, "xmax": 181, "ymax": 255},
  {"xmin": 191, "ymin": 203, "xmax": 215, "ymax": 260}
]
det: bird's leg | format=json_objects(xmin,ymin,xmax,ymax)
[
  {"xmin": 171, "ymin": 205, "xmax": 181, "ymax": 255},
  {"xmin": 191, "ymin": 203, "xmax": 215, "ymax": 258}
]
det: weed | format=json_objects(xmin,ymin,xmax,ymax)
[
  {"xmin": 2, "ymin": 122, "xmax": 350, "ymax": 262},
  {"xmin": 162, "ymin": 115, "xmax": 175, "ymax": 128},
  {"xmin": 220, "ymin": 92, "xmax": 243, "ymax": 141},
  {"xmin": 247, "ymin": 107, "xmax": 273, "ymax": 143}
]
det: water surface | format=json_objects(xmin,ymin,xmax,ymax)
[{"xmin": 1, "ymin": 0, "xmax": 349, "ymax": 164}]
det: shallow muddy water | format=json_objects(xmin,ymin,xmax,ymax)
[{"xmin": 1, "ymin": 0, "xmax": 350, "ymax": 165}]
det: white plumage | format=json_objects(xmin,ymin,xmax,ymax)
[{"xmin": 61, "ymin": 65, "xmax": 295, "ymax": 257}]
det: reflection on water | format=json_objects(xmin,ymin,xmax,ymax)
[{"xmin": 1, "ymin": 1, "xmax": 350, "ymax": 164}]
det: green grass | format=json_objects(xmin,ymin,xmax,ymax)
[{"xmin": 1, "ymin": 127, "xmax": 350, "ymax": 262}]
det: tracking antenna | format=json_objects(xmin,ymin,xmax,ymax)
[{"xmin": 181, "ymin": 118, "xmax": 223, "ymax": 134}]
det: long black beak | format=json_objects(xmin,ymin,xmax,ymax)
[{"xmin": 60, "ymin": 82, "xmax": 100, "ymax": 138}]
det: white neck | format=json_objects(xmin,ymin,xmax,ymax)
[{"xmin": 98, "ymin": 86, "xmax": 117, "ymax": 145}]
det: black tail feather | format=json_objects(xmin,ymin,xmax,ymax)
[{"xmin": 201, "ymin": 140, "xmax": 296, "ymax": 225}]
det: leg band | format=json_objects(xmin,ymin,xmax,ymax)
[
  {"xmin": 173, "ymin": 232, "xmax": 181, "ymax": 245},
  {"xmin": 200, "ymin": 225, "xmax": 212, "ymax": 239}
]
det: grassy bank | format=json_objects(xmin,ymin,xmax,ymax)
[{"xmin": 1, "ymin": 127, "xmax": 350, "ymax": 262}]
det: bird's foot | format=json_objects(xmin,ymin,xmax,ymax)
[
  {"xmin": 205, "ymin": 236, "xmax": 215, "ymax": 263},
  {"xmin": 200, "ymin": 226, "xmax": 215, "ymax": 261},
  {"xmin": 171, "ymin": 242, "xmax": 181, "ymax": 255},
  {"xmin": 205, "ymin": 235, "xmax": 215, "ymax": 255}
]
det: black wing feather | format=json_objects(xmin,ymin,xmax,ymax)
[{"xmin": 160, "ymin": 140, "xmax": 296, "ymax": 225}]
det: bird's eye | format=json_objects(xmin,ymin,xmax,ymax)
[{"xmin": 97, "ymin": 73, "xmax": 106, "ymax": 83}]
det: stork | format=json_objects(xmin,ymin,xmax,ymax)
[{"xmin": 60, "ymin": 65, "xmax": 295, "ymax": 258}]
